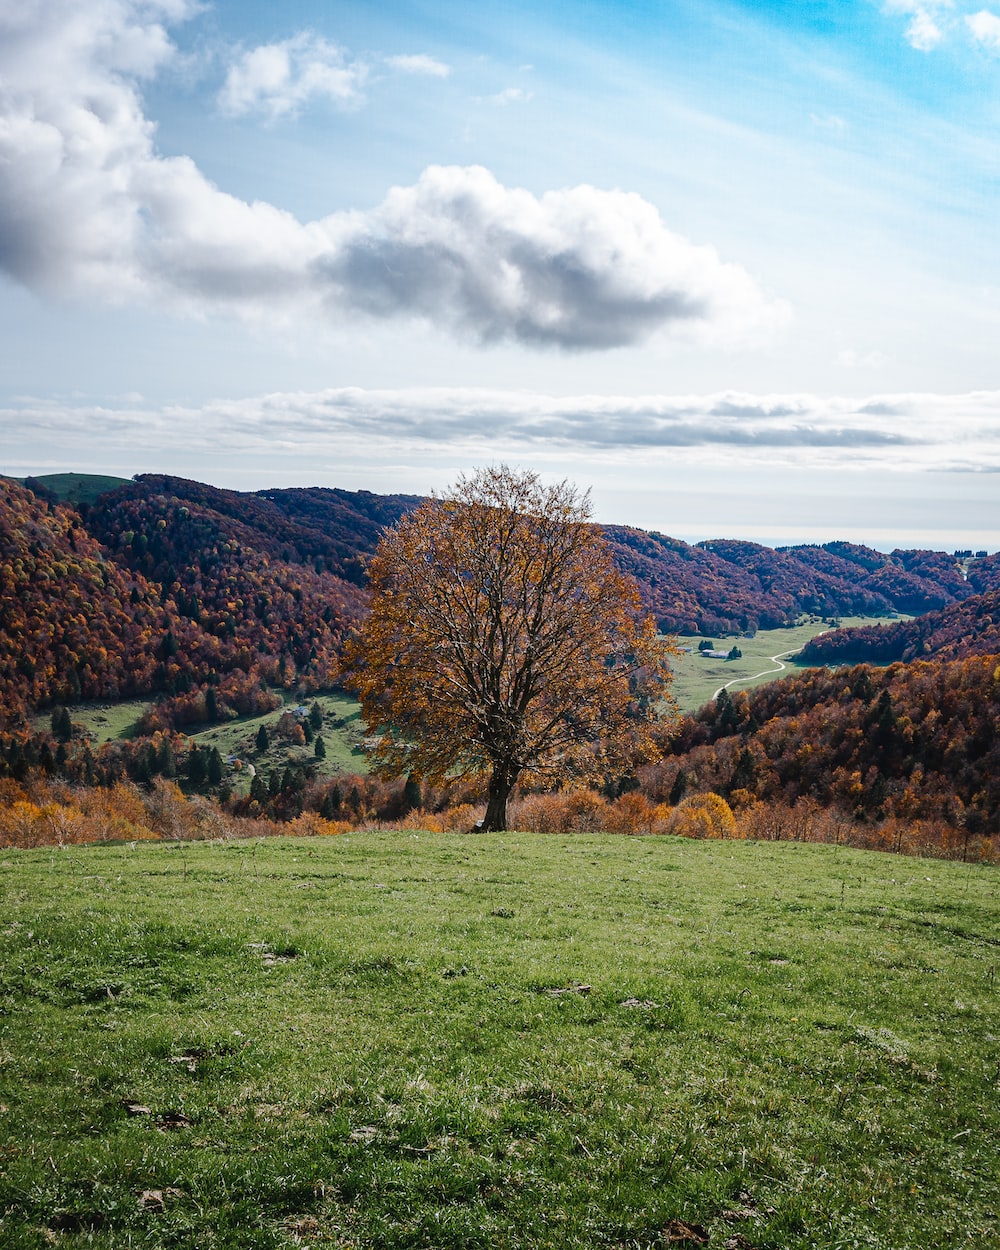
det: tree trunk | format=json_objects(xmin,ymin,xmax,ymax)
[{"xmin": 481, "ymin": 766, "xmax": 517, "ymax": 832}]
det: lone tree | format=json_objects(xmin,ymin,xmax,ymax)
[{"xmin": 345, "ymin": 466, "xmax": 676, "ymax": 831}]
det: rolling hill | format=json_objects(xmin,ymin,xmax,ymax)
[{"xmin": 3, "ymin": 470, "xmax": 996, "ymax": 736}]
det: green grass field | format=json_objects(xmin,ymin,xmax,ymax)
[
  {"xmin": 1, "ymin": 831, "xmax": 996, "ymax": 1249},
  {"xmin": 17, "ymin": 473, "xmax": 131, "ymax": 504},
  {"xmin": 669, "ymin": 616, "xmax": 900, "ymax": 713},
  {"xmin": 43, "ymin": 700, "xmax": 150, "ymax": 744}
]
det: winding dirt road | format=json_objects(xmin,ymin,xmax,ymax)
[{"xmin": 712, "ymin": 647, "xmax": 801, "ymax": 702}]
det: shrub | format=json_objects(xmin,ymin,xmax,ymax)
[
  {"xmin": 666, "ymin": 792, "xmax": 737, "ymax": 839},
  {"xmin": 604, "ymin": 791, "xmax": 658, "ymax": 835}
]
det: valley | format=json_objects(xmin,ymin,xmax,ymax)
[{"xmin": 1, "ymin": 470, "xmax": 998, "ymax": 856}]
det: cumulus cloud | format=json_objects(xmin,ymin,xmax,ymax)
[
  {"xmin": 967, "ymin": 8, "xmax": 1000, "ymax": 48},
  {"xmin": 0, "ymin": 0, "xmax": 784, "ymax": 350},
  {"xmin": 907, "ymin": 10, "xmax": 946, "ymax": 48},
  {"xmin": 884, "ymin": 1, "xmax": 951, "ymax": 50},
  {"xmin": 218, "ymin": 32, "xmax": 367, "ymax": 119},
  {"xmin": 317, "ymin": 166, "xmax": 787, "ymax": 348},
  {"xmin": 8, "ymin": 387, "xmax": 1000, "ymax": 477},
  {"xmin": 385, "ymin": 53, "xmax": 450, "ymax": 77}
]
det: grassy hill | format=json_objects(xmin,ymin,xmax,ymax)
[
  {"xmin": 1, "ymin": 832, "xmax": 996, "ymax": 1249},
  {"xmin": 18, "ymin": 472, "xmax": 131, "ymax": 504}
]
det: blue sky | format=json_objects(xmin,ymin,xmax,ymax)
[{"xmin": 2, "ymin": 0, "xmax": 999, "ymax": 548}]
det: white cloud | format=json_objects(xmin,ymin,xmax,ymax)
[
  {"xmin": 0, "ymin": 1, "xmax": 786, "ymax": 350},
  {"xmin": 967, "ymin": 9, "xmax": 1000, "ymax": 48},
  {"xmin": 218, "ymin": 32, "xmax": 367, "ymax": 119},
  {"xmin": 7, "ymin": 386, "xmax": 1000, "ymax": 477},
  {"xmin": 884, "ymin": 1, "xmax": 952, "ymax": 50},
  {"xmin": 385, "ymin": 53, "xmax": 450, "ymax": 77},
  {"xmin": 885, "ymin": 1, "xmax": 1000, "ymax": 53},
  {"xmin": 320, "ymin": 165, "xmax": 788, "ymax": 349},
  {"xmin": 907, "ymin": 10, "xmax": 945, "ymax": 48}
]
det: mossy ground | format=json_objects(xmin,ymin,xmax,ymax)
[{"xmin": 1, "ymin": 832, "xmax": 997, "ymax": 1248}]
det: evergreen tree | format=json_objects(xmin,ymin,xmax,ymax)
[
  {"xmin": 314, "ymin": 736, "xmax": 326, "ymax": 759},
  {"xmin": 133, "ymin": 747, "xmax": 152, "ymax": 784},
  {"xmin": 731, "ymin": 748, "xmax": 756, "ymax": 792},
  {"xmin": 157, "ymin": 737, "xmax": 176, "ymax": 777},
  {"xmin": 256, "ymin": 724, "xmax": 269, "ymax": 752},
  {"xmin": 187, "ymin": 745, "xmax": 207, "ymax": 785},
  {"xmin": 715, "ymin": 687, "xmax": 739, "ymax": 734},
  {"xmin": 51, "ymin": 706, "xmax": 73, "ymax": 742},
  {"xmin": 309, "ymin": 702, "xmax": 324, "ymax": 730},
  {"xmin": 402, "ymin": 774, "xmax": 422, "ymax": 813}
]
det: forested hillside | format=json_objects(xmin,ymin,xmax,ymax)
[
  {"xmin": 0, "ymin": 477, "xmax": 378, "ymax": 729},
  {"xmin": 0, "ymin": 479, "xmax": 171, "ymax": 715},
  {"xmin": 2, "ymin": 471, "xmax": 998, "ymax": 853},
  {"xmin": 3, "ymin": 472, "xmax": 995, "ymax": 731},
  {"xmin": 87, "ymin": 475, "xmax": 419, "ymax": 588},
  {"xmin": 652, "ymin": 653, "xmax": 1000, "ymax": 833},
  {"xmin": 799, "ymin": 587, "xmax": 1000, "ymax": 665}
]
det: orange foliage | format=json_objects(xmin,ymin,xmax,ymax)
[
  {"xmin": 666, "ymin": 793, "xmax": 737, "ymax": 840},
  {"xmin": 346, "ymin": 466, "xmax": 677, "ymax": 831}
]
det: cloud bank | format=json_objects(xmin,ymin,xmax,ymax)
[
  {"xmin": 6, "ymin": 386, "xmax": 1000, "ymax": 476},
  {"xmin": 0, "ymin": 0, "xmax": 784, "ymax": 350}
]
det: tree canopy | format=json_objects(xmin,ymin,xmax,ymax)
[{"xmin": 345, "ymin": 466, "xmax": 677, "ymax": 830}]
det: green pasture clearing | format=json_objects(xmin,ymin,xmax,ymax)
[
  {"xmin": 669, "ymin": 615, "xmax": 899, "ymax": 713},
  {"xmin": 186, "ymin": 690, "xmax": 369, "ymax": 789},
  {"xmin": 35, "ymin": 690, "xmax": 370, "ymax": 785},
  {"xmin": 51, "ymin": 700, "xmax": 149, "ymax": 744},
  {"xmin": 18, "ymin": 472, "xmax": 130, "ymax": 504},
  {"xmin": 1, "ymin": 832, "xmax": 996, "ymax": 1249}
]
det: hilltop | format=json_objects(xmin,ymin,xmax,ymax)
[{"xmin": 2, "ymin": 832, "xmax": 997, "ymax": 1249}]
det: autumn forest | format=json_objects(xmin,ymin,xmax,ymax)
[{"xmin": 1, "ymin": 472, "xmax": 998, "ymax": 860}]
